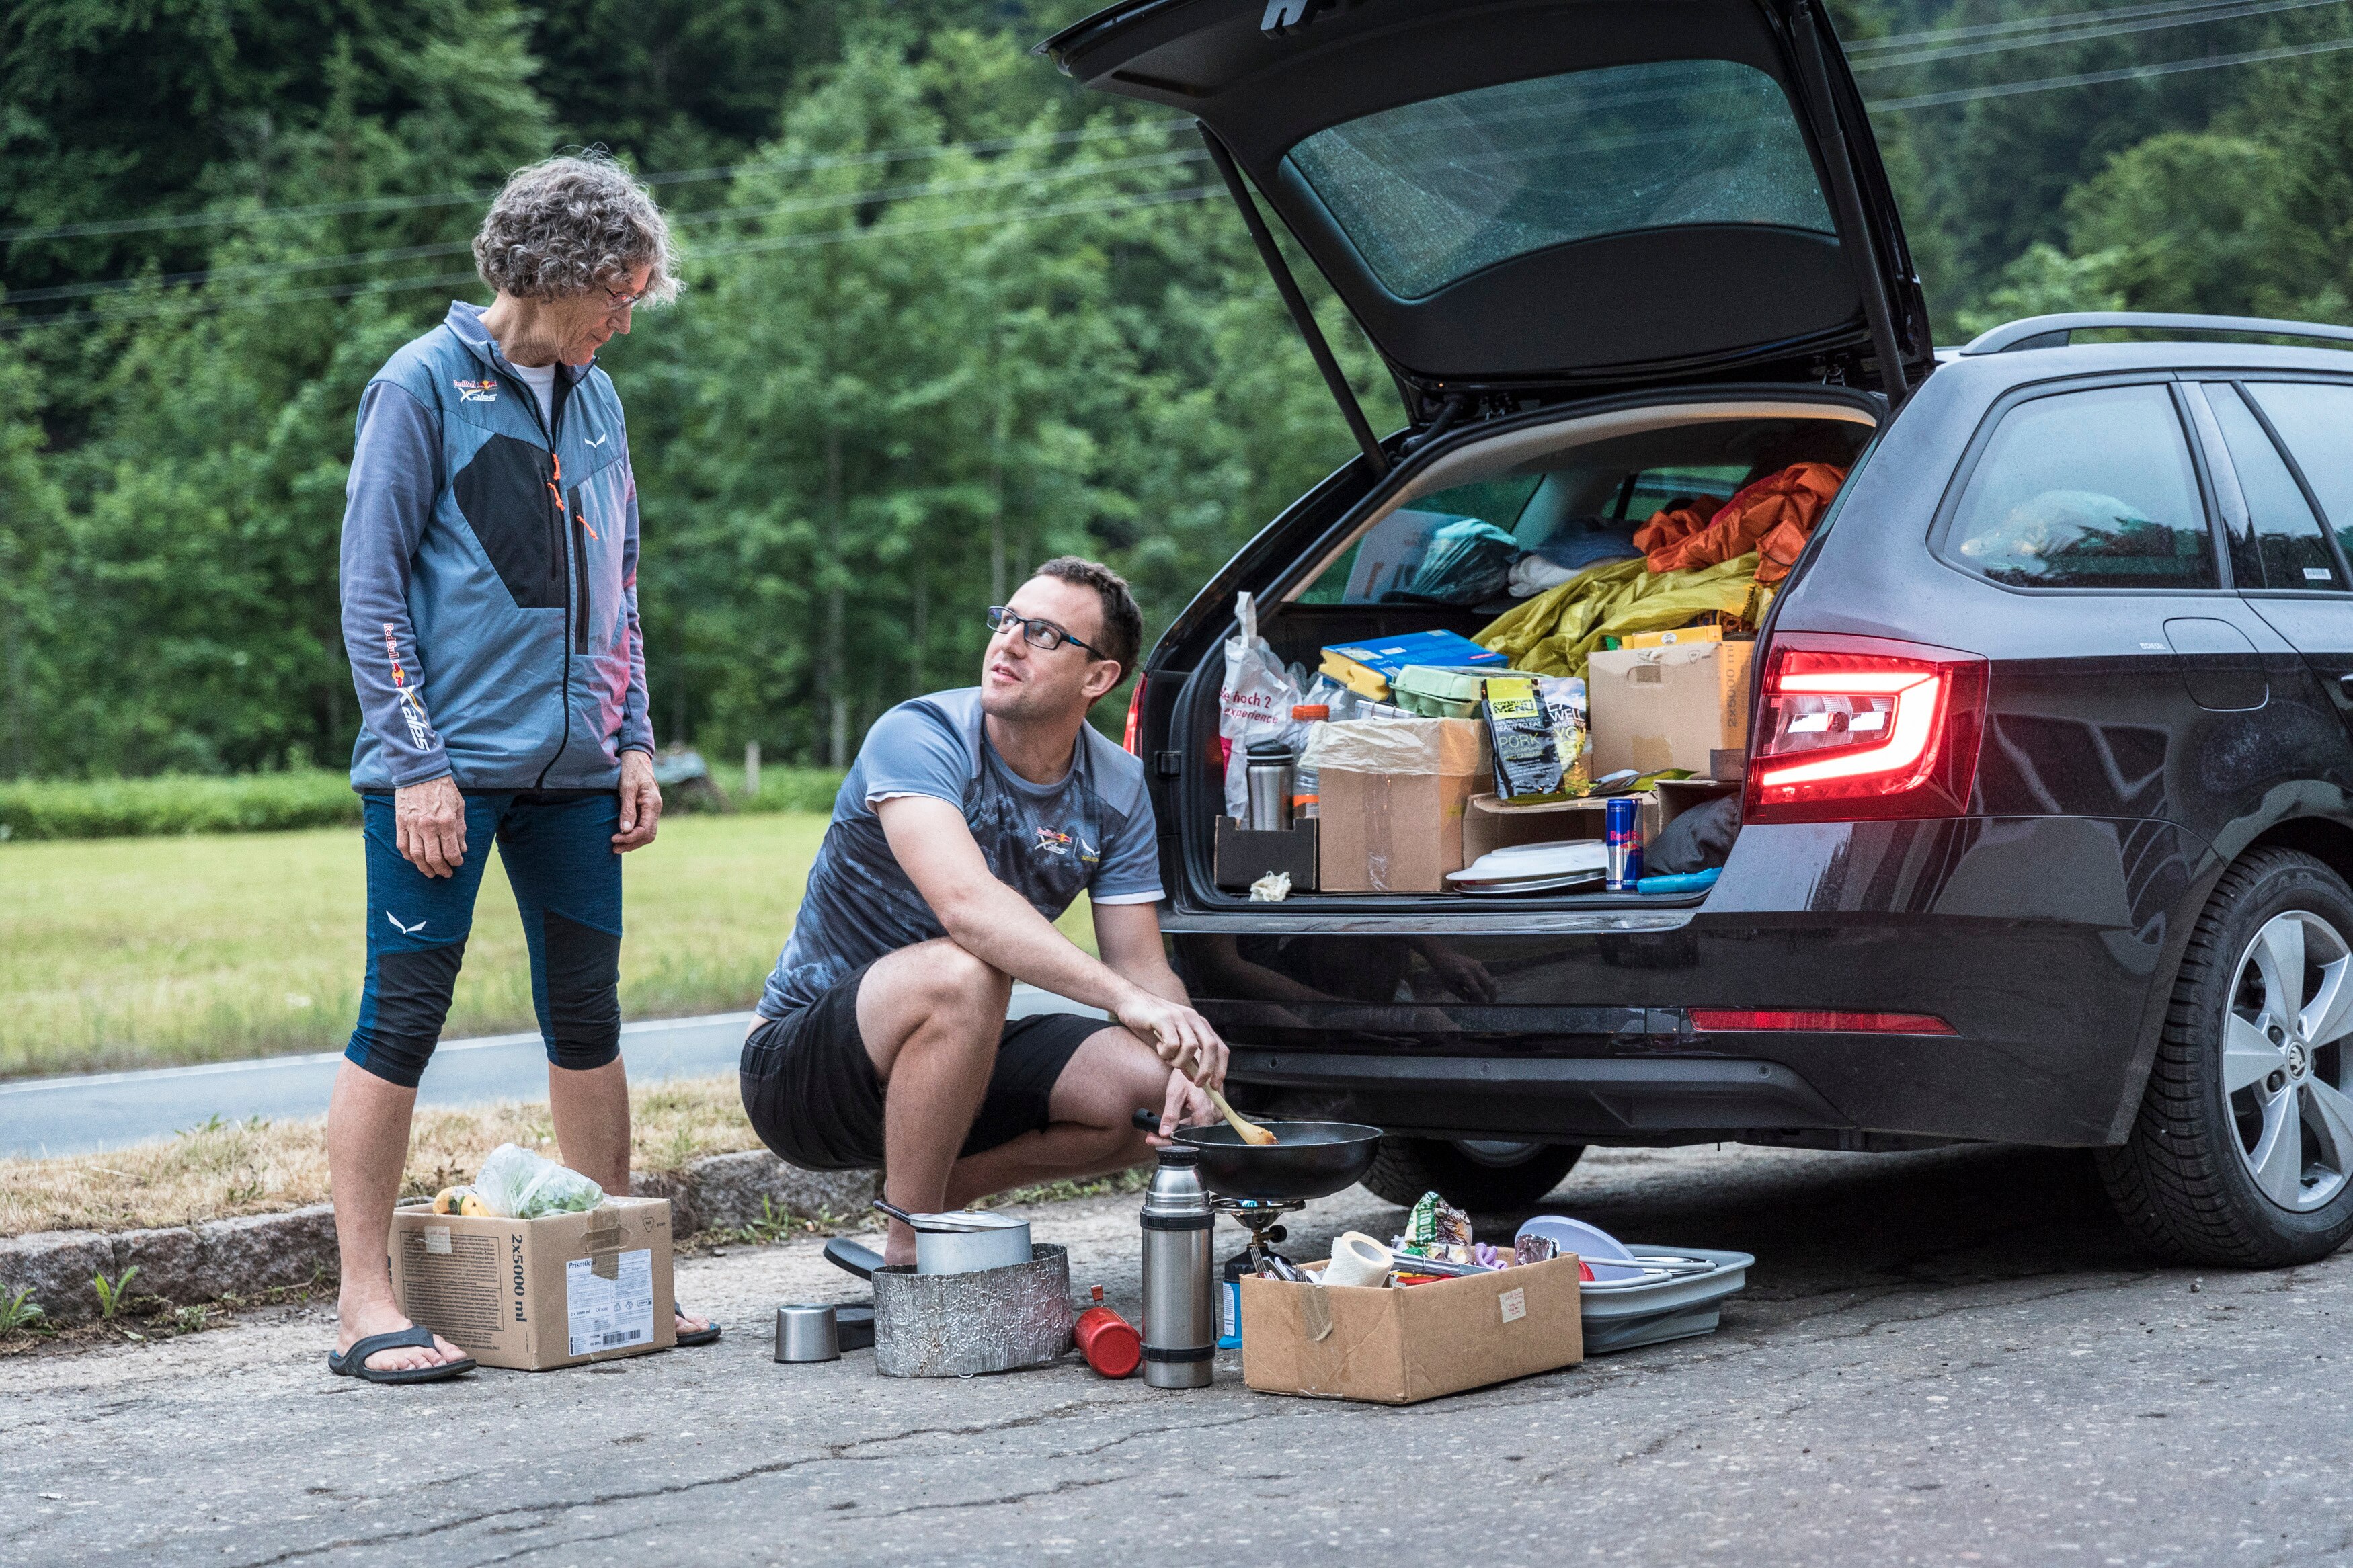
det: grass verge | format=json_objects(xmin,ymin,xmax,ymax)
[
  {"xmin": 0, "ymin": 1074, "xmax": 763, "ymax": 1237},
  {"xmin": 2, "ymin": 1072, "xmax": 1146, "ymax": 1240}
]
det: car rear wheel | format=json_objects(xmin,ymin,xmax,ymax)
[
  {"xmin": 2100, "ymin": 848, "xmax": 2353, "ymax": 1266},
  {"xmin": 1362, "ymin": 1135, "xmax": 1585, "ymax": 1212}
]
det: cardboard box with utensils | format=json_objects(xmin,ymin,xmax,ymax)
[
  {"xmin": 389, "ymin": 1195, "xmax": 676, "ymax": 1370},
  {"xmin": 1238, "ymin": 1252, "xmax": 1583, "ymax": 1404}
]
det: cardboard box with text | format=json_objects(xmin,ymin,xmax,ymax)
[{"xmin": 389, "ymin": 1196, "xmax": 676, "ymax": 1371}]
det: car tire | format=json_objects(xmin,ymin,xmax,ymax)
[
  {"xmin": 2099, "ymin": 847, "xmax": 2353, "ymax": 1267},
  {"xmin": 1362, "ymin": 1135, "xmax": 1584, "ymax": 1212}
]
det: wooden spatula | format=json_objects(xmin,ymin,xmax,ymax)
[{"xmin": 1205, "ymin": 1085, "xmax": 1277, "ymax": 1145}]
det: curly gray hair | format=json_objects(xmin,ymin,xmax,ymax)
[{"xmin": 472, "ymin": 153, "xmax": 682, "ymax": 306}]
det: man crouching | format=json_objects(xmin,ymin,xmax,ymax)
[{"xmin": 741, "ymin": 557, "xmax": 1224, "ymax": 1266}]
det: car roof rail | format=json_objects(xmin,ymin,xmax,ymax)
[{"xmin": 1960, "ymin": 311, "xmax": 2353, "ymax": 356}]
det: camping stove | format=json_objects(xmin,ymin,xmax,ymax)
[{"xmin": 1211, "ymin": 1196, "xmax": 1307, "ymax": 1274}]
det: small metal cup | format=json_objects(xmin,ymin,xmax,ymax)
[{"xmin": 774, "ymin": 1303, "xmax": 840, "ymax": 1363}]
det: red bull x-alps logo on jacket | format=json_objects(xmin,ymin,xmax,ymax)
[{"xmin": 340, "ymin": 302, "xmax": 652, "ymax": 792}]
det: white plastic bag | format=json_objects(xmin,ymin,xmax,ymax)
[
  {"xmin": 1218, "ymin": 591, "xmax": 1302, "ymax": 820},
  {"xmin": 473, "ymin": 1143, "xmax": 605, "ymax": 1219}
]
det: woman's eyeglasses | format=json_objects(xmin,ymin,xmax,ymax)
[{"xmin": 985, "ymin": 606, "xmax": 1110, "ymax": 660}]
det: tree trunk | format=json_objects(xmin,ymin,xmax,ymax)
[
  {"xmin": 910, "ymin": 565, "xmax": 928, "ymax": 697},
  {"xmin": 822, "ymin": 426, "xmax": 847, "ymax": 768}
]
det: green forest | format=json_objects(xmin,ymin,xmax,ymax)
[{"xmin": 5, "ymin": 0, "xmax": 2353, "ymax": 780}]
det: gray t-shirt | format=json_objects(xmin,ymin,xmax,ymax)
[{"xmin": 756, "ymin": 688, "xmax": 1164, "ymax": 1018}]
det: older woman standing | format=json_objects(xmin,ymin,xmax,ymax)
[{"xmin": 327, "ymin": 155, "xmax": 713, "ymax": 1382}]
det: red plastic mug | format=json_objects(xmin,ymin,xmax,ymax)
[{"xmin": 1075, "ymin": 1303, "xmax": 1140, "ymax": 1378}]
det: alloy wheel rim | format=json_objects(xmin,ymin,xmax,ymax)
[{"xmin": 2223, "ymin": 910, "xmax": 2353, "ymax": 1212}]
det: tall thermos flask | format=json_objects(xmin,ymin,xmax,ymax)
[
  {"xmin": 1139, "ymin": 1145, "xmax": 1215, "ymax": 1388},
  {"xmin": 1244, "ymin": 741, "xmax": 1296, "ymax": 832}
]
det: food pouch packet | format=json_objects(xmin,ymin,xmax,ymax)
[
  {"xmin": 1483, "ymin": 676, "xmax": 1565, "ymax": 802},
  {"xmin": 1536, "ymin": 675, "xmax": 1589, "ymax": 786},
  {"xmin": 1405, "ymin": 1190, "xmax": 1475, "ymax": 1250}
]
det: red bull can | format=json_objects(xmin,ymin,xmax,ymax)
[{"xmin": 1605, "ymin": 796, "xmax": 1643, "ymax": 890}]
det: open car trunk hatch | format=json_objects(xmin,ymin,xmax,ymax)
[{"xmin": 1040, "ymin": 0, "xmax": 1931, "ymax": 401}]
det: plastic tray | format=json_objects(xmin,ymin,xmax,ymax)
[{"xmin": 1577, "ymin": 1245, "xmax": 1751, "ymax": 1354}]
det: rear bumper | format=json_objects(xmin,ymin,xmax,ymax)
[{"xmin": 1174, "ymin": 815, "xmax": 2214, "ymax": 1147}]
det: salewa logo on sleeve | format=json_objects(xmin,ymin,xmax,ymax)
[
  {"xmin": 586, "ymin": 434, "xmax": 608, "ymax": 448},
  {"xmin": 382, "ymin": 622, "xmax": 434, "ymax": 750},
  {"xmin": 453, "ymin": 378, "xmax": 499, "ymax": 403}
]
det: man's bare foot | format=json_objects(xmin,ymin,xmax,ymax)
[
  {"xmin": 881, "ymin": 1220, "xmax": 918, "ymax": 1271},
  {"xmin": 337, "ymin": 1296, "xmax": 466, "ymax": 1373},
  {"xmin": 675, "ymin": 1308, "xmax": 711, "ymax": 1335}
]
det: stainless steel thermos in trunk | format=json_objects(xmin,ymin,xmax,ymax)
[
  {"xmin": 1244, "ymin": 741, "xmax": 1296, "ymax": 831},
  {"xmin": 1139, "ymin": 1145, "xmax": 1215, "ymax": 1388}
]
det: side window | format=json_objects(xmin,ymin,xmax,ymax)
[
  {"xmin": 1941, "ymin": 384, "xmax": 2217, "ymax": 590},
  {"xmin": 1618, "ymin": 465, "xmax": 1751, "ymax": 521},
  {"xmin": 2244, "ymin": 382, "xmax": 2353, "ymax": 577},
  {"xmin": 2205, "ymin": 383, "xmax": 2347, "ymax": 590}
]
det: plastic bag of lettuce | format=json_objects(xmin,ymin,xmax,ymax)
[{"xmin": 473, "ymin": 1143, "xmax": 605, "ymax": 1219}]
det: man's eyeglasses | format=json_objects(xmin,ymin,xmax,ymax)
[
  {"xmin": 601, "ymin": 282, "xmax": 651, "ymax": 315},
  {"xmin": 986, "ymin": 606, "xmax": 1111, "ymax": 661}
]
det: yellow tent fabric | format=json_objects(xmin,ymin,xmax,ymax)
[{"xmin": 1475, "ymin": 553, "xmax": 1763, "ymax": 677}]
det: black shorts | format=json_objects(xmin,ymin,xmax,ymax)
[{"xmin": 740, "ymin": 962, "xmax": 1110, "ymax": 1172}]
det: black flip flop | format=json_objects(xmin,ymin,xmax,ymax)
[
  {"xmin": 327, "ymin": 1325, "xmax": 477, "ymax": 1384},
  {"xmin": 675, "ymin": 1307, "xmax": 721, "ymax": 1347}
]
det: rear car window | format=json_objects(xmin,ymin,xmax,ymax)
[
  {"xmin": 1941, "ymin": 385, "xmax": 2217, "ymax": 590},
  {"xmin": 1296, "ymin": 477, "xmax": 1541, "ymax": 605},
  {"xmin": 1284, "ymin": 58, "xmax": 1835, "ymax": 301},
  {"xmin": 2245, "ymin": 382, "xmax": 2353, "ymax": 569},
  {"xmin": 2204, "ymin": 383, "xmax": 2346, "ymax": 590}
]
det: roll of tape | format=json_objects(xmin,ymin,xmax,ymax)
[{"xmin": 1321, "ymin": 1231, "xmax": 1393, "ymax": 1288}]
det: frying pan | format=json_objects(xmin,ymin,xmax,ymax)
[{"xmin": 1131, "ymin": 1109, "xmax": 1383, "ymax": 1201}]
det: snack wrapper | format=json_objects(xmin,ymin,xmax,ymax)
[{"xmin": 1513, "ymin": 1231, "xmax": 1561, "ymax": 1265}]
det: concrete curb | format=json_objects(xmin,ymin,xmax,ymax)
[{"xmin": 0, "ymin": 1153, "xmax": 876, "ymax": 1325}]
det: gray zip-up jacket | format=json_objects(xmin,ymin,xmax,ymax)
[{"xmin": 340, "ymin": 301, "xmax": 653, "ymax": 792}]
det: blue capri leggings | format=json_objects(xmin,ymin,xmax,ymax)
[{"xmin": 346, "ymin": 791, "xmax": 623, "ymax": 1089}]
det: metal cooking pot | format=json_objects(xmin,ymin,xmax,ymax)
[{"xmin": 869, "ymin": 1200, "xmax": 1033, "ymax": 1275}]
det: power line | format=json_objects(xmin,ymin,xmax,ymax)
[
  {"xmin": 0, "ymin": 187, "xmax": 1223, "ymax": 335},
  {"xmin": 1848, "ymin": 0, "xmax": 2332, "ymax": 52},
  {"xmin": 1849, "ymin": 0, "xmax": 2348, "ymax": 70},
  {"xmin": 5, "ymin": 149, "xmax": 1211, "ymax": 308},
  {"xmin": 0, "ymin": 118, "xmax": 1195, "ymax": 247},
  {"xmin": 1866, "ymin": 31, "xmax": 2353, "ymax": 108}
]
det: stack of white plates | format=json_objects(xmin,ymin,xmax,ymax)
[{"xmin": 1445, "ymin": 839, "xmax": 1607, "ymax": 895}]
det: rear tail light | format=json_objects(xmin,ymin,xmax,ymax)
[
  {"xmin": 1743, "ymin": 633, "xmax": 1987, "ymax": 825},
  {"xmin": 1121, "ymin": 677, "xmax": 1146, "ymax": 755},
  {"xmin": 1690, "ymin": 1008, "xmax": 1957, "ymax": 1035}
]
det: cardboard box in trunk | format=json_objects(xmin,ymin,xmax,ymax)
[
  {"xmin": 1314, "ymin": 717, "xmax": 1488, "ymax": 893},
  {"xmin": 1238, "ymin": 1253, "xmax": 1584, "ymax": 1403},
  {"xmin": 389, "ymin": 1196, "xmax": 676, "ymax": 1370},
  {"xmin": 1461, "ymin": 780, "xmax": 1740, "ymax": 880},
  {"xmin": 1587, "ymin": 640, "xmax": 1754, "ymax": 778}
]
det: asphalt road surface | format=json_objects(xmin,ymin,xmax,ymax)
[
  {"xmin": 1, "ymin": 988, "xmax": 1098, "ymax": 1159},
  {"xmin": 6, "ymin": 1140, "xmax": 2349, "ymax": 1567}
]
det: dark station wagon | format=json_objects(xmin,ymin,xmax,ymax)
[{"xmin": 1040, "ymin": 0, "xmax": 2353, "ymax": 1265}]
